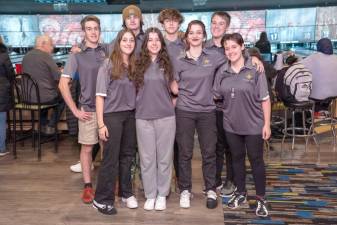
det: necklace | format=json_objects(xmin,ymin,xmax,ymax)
[{"xmin": 187, "ymin": 50, "xmax": 201, "ymax": 61}]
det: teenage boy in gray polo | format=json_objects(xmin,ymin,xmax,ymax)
[
  {"xmin": 59, "ymin": 15, "xmax": 108, "ymax": 204},
  {"xmin": 158, "ymin": 8, "xmax": 185, "ymax": 188},
  {"xmin": 108, "ymin": 5, "xmax": 144, "ymax": 56},
  {"xmin": 205, "ymin": 11, "xmax": 235, "ymax": 196}
]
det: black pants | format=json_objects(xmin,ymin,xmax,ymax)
[
  {"xmin": 225, "ymin": 132, "xmax": 266, "ymax": 197},
  {"xmin": 175, "ymin": 109, "xmax": 217, "ymax": 192},
  {"xmin": 173, "ymin": 140, "xmax": 179, "ymax": 178},
  {"xmin": 215, "ymin": 110, "xmax": 234, "ymax": 186},
  {"xmin": 94, "ymin": 111, "xmax": 137, "ymax": 205}
]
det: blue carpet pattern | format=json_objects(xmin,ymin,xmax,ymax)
[{"xmin": 222, "ymin": 163, "xmax": 337, "ymax": 225}]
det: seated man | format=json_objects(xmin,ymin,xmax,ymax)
[
  {"xmin": 301, "ymin": 38, "xmax": 337, "ymax": 114},
  {"xmin": 22, "ymin": 35, "xmax": 65, "ymax": 134}
]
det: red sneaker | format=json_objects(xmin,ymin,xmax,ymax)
[{"xmin": 82, "ymin": 187, "xmax": 94, "ymax": 204}]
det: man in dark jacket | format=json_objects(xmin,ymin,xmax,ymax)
[{"xmin": 0, "ymin": 36, "xmax": 15, "ymax": 156}]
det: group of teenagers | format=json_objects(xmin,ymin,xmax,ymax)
[{"xmin": 59, "ymin": 5, "xmax": 271, "ymax": 217}]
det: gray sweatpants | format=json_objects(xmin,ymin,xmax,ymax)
[{"xmin": 136, "ymin": 116, "xmax": 176, "ymax": 199}]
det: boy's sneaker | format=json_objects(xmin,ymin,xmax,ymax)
[
  {"xmin": 70, "ymin": 161, "xmax": 94, "ymax": 173},
  {"xmin": 206, "ymin": 190, "xmax": 218, "ymax": 209},
  {"xmin": 227, "ymin": 192, "xmax": 247, "ymax": 209},
  {"xmin": 82, "ymin": 187, "xmax": 94, "ymax": 204},
  {"xmin": 0, "ymin": 151, "xmax": 9, "ymax": 157},
  {"xmin": 256, "ymin": 198, "xmax": 269, "ymax": 217},
  {"xmin": 179, "ymin": 190, "xmax": 191, "ymax": 208},
  {"xmin": 93, "ymin": 200, "xmax": 117, "ymax": 215},
  {"xmin": 220, "ymin": 181, "xmax": 237, "ymax": 197},
  {"xmin": 121, "ymin": 195, "xmax": 138, "ymax": 209}
]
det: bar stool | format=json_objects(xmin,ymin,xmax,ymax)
[{"xmin": 281, "ymin": 100, "xmax": 319, "ymax": 155}]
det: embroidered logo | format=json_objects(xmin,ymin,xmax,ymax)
[{"xmin": 246, "ymin": 73, "xmax": 253, "ymax": 80}]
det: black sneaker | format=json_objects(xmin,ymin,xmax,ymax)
[
  {"xmin": 93, "ymin": 200, "xmax": 117, "ymax": 215},
  {"xmin": 206, "ymin": 190, "xmax": 218, "ymax": 209},
  {"xmin": 256, "ymin": 199, "xmax": 269, "ymax": 217},
  {"xmin": 227, "ymin": 192, "xmax": 247, "ymax": 209},
  {"xmin": 220, "ymin": 181, "xmax": 237, "ymax": 197}
]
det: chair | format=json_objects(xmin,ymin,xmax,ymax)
[
  {"xmin": 12, "ymin": 73, "xmax": 59, "ymax": 161},
  {"xmin": 281, "ymin": 100, "xmax": 319, "ymax": 155},
  {"xmin": 312, "ymin": 97, "xmax": 337, "ymax": 151}
]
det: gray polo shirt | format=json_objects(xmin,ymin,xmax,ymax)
[
  {"xmin": 136, "ymin": 61, "xmax": 175, "ymax": 120},
  {"xmin": 174, "ymin": 48, "xmax": 226, "ymax": 112},
  {"xmin": 165, "ymin": 37, "xmax": 186, "ymax": 70},
  {"xmin": 301, "ymin": 52, "xmax": 337, "ymax": 100},
  {"xmin": 96, "ymin": 59, "xmax": 136, "ymax": 113},
  {"xmin": 213, "ymin": 59, "xmax": 269, "ymax": 135},
  {"xmin": 22, "ymin": 49, "xmax": 61, "ymax": 103},
  {"xmin": 108, "ymin": 31, "xmax": 145, "ymax": 57},
  {"xmin": 62, "ymin": 43, "xmax": 108, "ymax": 112},
  {"xmin": 205, "ymin": 39, "xmax": 224, "ymax": 55}
]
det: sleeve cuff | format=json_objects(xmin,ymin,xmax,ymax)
[
  {"xmin": 96, "ymin": 93, "xmax": 107, "ymax": 97},
  {"xmin": 61, "ymin": 74, "xmax": 71, "ymax": 78},
  {"xmin": 262, "ymin": 95, "xmax": 270, "ymax": 101}
]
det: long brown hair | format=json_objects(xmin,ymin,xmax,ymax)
[
  {"xmin": 110, "ymin": 28, "xmax": 136, "ymax": 80},
  {"xmin": 133, "ymin": 27, "xmax": 173, "ymax": 89}
]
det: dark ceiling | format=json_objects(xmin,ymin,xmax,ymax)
[{"xmin": 1, "ymin": 0, "xmax": 337, "ymax": 14}]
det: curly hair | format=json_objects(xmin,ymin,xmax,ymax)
[
  {"xmin": 133, "ymin": 27, "xmax": 173, "ymax": 89},
  {"xmin": 110, "ymin": 28, "xmax": 136, "ymax": 80},
  {"xmin": 158, "ymin": 8, "xmax": 184, "ymax": 24}
]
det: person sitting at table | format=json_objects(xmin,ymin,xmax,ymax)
[{"xmin": 22, "ymin": 35, "xmax": 65, "ymax": 134}]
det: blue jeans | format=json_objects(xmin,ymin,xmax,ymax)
[
  {"xmin": 0, "ymin": 112, "xmax": 6, "ymax": 152},
  {"xmin": 40, "ymin": 97, "xmax": 65, "ymax": 128}
]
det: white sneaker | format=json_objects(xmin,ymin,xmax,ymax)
[
  {"xmin": 154, "ymin": 196, "xmax": 166, "ymax": 211},
  {"xmin": 144, "ymin": 198, "xmax": 155, "ymax": 211},
  {"xmin": 70, "ymin": 161, "xmax": 94, "ymax": 173},
  {"xmin": 180, "ymin": 190, "xmax": 191, "ymax": 208},
  {"xmin": 121, "ymin": 196, "xmax": 138, "ymax": 209},
  {"xmin": 0, "ymin": 152, "xmax": 9, "ymax": 157}
]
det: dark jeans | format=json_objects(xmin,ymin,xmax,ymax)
[
  {"xmin": 40, "ymin": 95, "xmax": 65, "ymax": 128},
  {"xmin": 94, "ymin": 110, "xmax": 137, "ymax": 205},
  {"xmin": 225, "ymin": 132, "xmax": 266, "ymax": 197},
  {"xmin": 175, "ymin": 109, "xmax": 217, "ymax": 192},
  {"xmin": 92, "ymin": 143, "xmax": 100, "ymax": 161},
  {"xmin": 215, "ymin": 110, "xmax": 233, "ymax": 186}
]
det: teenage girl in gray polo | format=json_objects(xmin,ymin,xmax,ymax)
[
  {"xmin": 133, "ymin": 27, "xmax": 176, "ymax": 211},
  {"xmin": 171, "ymin": 20, "xmax": 225, "ymax": 209},
  {"xmin": 213, "ymin": 33, "xmax": 271, "ymax": 217},
  {"xmin": 93, "ymin": 29, "xmax": 138, "ymax": 215}
]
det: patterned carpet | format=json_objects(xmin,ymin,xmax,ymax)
[{"xmin": 222, "ymin": 163, "xmax": 337, "ymax": 225}]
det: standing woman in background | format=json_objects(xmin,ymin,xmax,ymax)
[
  {"xmin": 171, "ymin": 20, "xmax": 226, "ymax": 209},
  {"xmin": 0, "ymin": 36, "xmax": 15, "ymax": 157},
  {"xmin": 93, "ymin": 28, "xmax": 138, "ymax": 215},
  {"xmin": 133, "ymin": 27, "xmax": 176, "ymax": 211},
  {"xmin": 255, "ymin": 31, "xmax": 271, "ymax": 54},
  {"xmin": 213, "ymin": 33, "xmax": 271, "ymax": 217}
]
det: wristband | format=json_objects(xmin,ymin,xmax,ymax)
[{"xmin": 98, "ymin": 125, "xmax": 106, "ymax": 130}]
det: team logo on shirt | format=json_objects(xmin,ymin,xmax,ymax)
[
  {"xmin": 246, "ymin": 73, "xmax": 253, "ymax": 80},
  {"xmin": 202, "ymin": 57, "xmax": 213, "ymax": 67}
]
